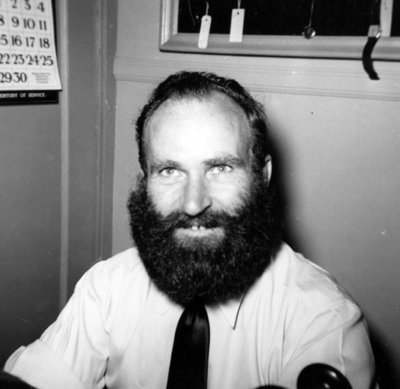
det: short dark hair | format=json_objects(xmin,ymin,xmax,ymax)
[{"xmin": 136, "ymin": 71, "xmax": 271, "ymax": 175}]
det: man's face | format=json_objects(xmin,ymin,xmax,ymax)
[
  {"xmin": 129, "ymin": 92, "xmax": 280, "ymax": 305},
  {"xmin": 144, "ymin": 93, "xmax": 257, "ymax": 249}
]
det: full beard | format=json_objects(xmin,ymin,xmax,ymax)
[{"xmin": 127, "ymin": 176, "xmax": 282, "ymax": 306}]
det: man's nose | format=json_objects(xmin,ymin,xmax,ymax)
[{"xmin": 182, "ymin": 175, "xmax": 212, "ymax": 216}]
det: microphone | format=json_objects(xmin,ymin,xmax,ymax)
[
  {"xmin": 297, "ymin": 363, "xmax": 352, "ymax": 389},
  {"xmin": 255, "ymin": 363, "xmax": 352, "ymax": 389}
]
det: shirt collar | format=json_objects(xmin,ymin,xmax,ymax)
[
  {"xmin": 159, "ymin": 290, "xmax": 246, "ymax": 329},
  {"xmin": 216, "ymin": 293, "xmax": 245, "ymax": 329}
]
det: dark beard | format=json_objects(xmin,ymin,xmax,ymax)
[{"xmin": 127, "ymin": 176, "xmax": 283, "ymax": 306}]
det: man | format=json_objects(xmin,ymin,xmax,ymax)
[{"xmin": 4, "ymin": 71, "xmax": 376, "ymax": 388}]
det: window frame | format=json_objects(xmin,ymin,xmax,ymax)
[{"xmin": 159, "ymin": 0, "xmax": 400, "ymax": 61}]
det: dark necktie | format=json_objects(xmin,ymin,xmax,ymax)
[{"xmin": 166, "ymin": 301, "xmax": 210, "ymax": 389}]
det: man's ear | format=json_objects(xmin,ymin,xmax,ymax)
[{"xmin": 262, "ymin": 155, "xmax": 272, "ymax": 185}]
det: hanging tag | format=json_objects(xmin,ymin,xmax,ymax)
[
  {"xmin": 380, "ymin": 0, "xmax": 393, "ymax": 37},
  {"xmin": 198, "ymin": 15, "xmax": 212, "ymax": 49},
  {"xmin": 229, "ymin": 9, "xmax": 245, "ymax": 42}
]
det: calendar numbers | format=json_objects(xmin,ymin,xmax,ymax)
[
  {"xmin": 24, "ymin": 0, "xmax": 31, "ymax": 11},
  {"xmin": 23, "ymin": 17, "xmax": 35, "ymax": 29},
  {"xmin": 36, "ymin": 1, "xmax": 45, "ymax": 13},
  {"xmin": 39, "ymin": 36, "xmax": 48, "ymax": 47},
  {"xmin": 12, "ymin": 53, "xmax": 23, "ymax": 64},
  {"xmin": 38, "ymin": 19, "xmax": 46, "ymax": 30},
  {"xmin": 11, "ymin": 15, "xmax": 19, "ymax": 27},
  {"xmin": 5, "ymin": 15, "xmax": 48, "ymax": 30},
  {"xmin": 0, "ymin": 0, "xmax": 60, "ymax": 90},
  {"xmin": 0, "ymin": 52, "xmax": 10, "ymax": 63},
  {"xmin": 0, "ymin": 33, "xmax": 51, "ymax": 49},
  {"xmin": 0, "ymin": 71, "xmax": 27, "ymax": 83},
  {"xmin": 0, "ymin": 0, "xmax": 48, "ymax": 13},
  {"xmin": 11, "ymin": 33, "xmax": 22, "ymax": 46},
  {"xmin": 25, "ymin": 35, "xmax": 33, "ymax": 46},
  {"xmin": 0, "ymin": 52, "xmax": 54, "ymax": 66},
  {"xmin": 26, "ymin": 54, "xmax": 53, "ymax": 65},
  {"xmin": 0, "ymin": 33, "xmax": 7, "ymax": 44}
]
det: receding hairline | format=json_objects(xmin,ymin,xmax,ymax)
[
  {"xmin": 142, "ymin": 91, "xmax": 256, "ymax": 170},
  {"xmin": 143, "ymin": 91, "xmax": 252, "ymax": 136},
  {"xmin": 136, "ymin": 72, "xmax": 271, "ymax": 176}
]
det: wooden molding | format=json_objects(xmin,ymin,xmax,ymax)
[{"xmin": 114, "ymin": 55, "xmax": 400, "ymax": 101}]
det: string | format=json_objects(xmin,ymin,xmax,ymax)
[
  {"xmin": 307, "ymin": 0, "xmax": 315, "ymax": 28},
  {"xmin": 186, "ymin": 0, "xmax": 196, "ymax": 28}
]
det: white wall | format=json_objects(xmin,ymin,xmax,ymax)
[{"xmin": 112, "ymin": 1, "xmax": 400, "ymax": 385}]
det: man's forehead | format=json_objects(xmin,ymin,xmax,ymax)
[
  {"xmin": 146, "ymin": 96, "xmax": 246, "ymax": 140},
  {"xmin": 147, "ymin": 92, "xmax": 247, "ymax": 127},
  {"xmin": 143, "ymin": 92, "xmax": 252, "ymax": 166},
  {"xmin": 145, "ymin": 94, "xmax": 249, "ymax": 137}
]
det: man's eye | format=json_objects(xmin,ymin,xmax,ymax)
[
  {"xmin": 159, "ymin": 168, "xmax": 180, "ymax": 177},
  {"xmin": 209, "ymin": 165, "xmax": 233, "ymax": 175}
]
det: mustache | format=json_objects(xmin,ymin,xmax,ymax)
[{"xmin": 153, "ymin": 210, "xmax": 238, "ymax": 231}]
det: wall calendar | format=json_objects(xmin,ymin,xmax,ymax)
[{"xmin": 0, "ymin": 0, "xmax": 61, "ymax": 104}]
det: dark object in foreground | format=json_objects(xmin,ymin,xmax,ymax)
[
  {"xmin": 256, "ymin": 363, "xmax": 352, "ymax": 389},
  {"xmin": 1, "ymin": 363, "xmax": 352, "ymax": 389},
  {"xmin": 0, "ymin": 371, "xmax": 37, "ymax": 388}
]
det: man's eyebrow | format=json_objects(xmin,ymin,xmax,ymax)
[
  {"xmin": 204, "ymin": 156, "xmax": 245, "ymax": 168},
  {"xmin": 149, "ymin": 156, "xmax": 245, "ymax": 173},
  {"xmin": 149, "ymin": 159, "xmax": 181, "ymax": 173}
]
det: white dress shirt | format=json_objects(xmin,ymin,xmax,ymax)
[{"xmin": 4, "ymin": 243, "xmax": 376, "ymax": 389}]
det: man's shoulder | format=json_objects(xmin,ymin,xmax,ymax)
[
  {"xmin": 78, "ymin": 247, "xmax": 149, "ymax": 291},
  {"xmin": 71, "ymin": 247, "xmax": 155, "ymax": 327},
  {"xmin": 100, "ymin": 247, "xmax": 142, "ymax": 270},
  {"xmin": 90, "ymin": 246, "xmax": 142, "ymax": 271},
  {"xmin": 263, "ymin": 243, "xmax": 359, "ymax": 313}
]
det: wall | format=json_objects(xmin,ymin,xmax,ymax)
[
  {"xmin": 0, "ymin": 103, "xmax": 61, "ymax": 365},
  {"xmin": 112, "ymin": 0, "xmax": 400, "ymax": 386},
  {"xmin": 62, "ymin": 0, "xmax": 117, "ymax": 299},
  {"xmin": 0, "ymin": 0, "xmax": 117, "ymax": 365}
]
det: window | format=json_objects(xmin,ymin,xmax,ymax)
[{"xmin": 160, "ymin": 0, "xmax": 400, "ymax": 60}]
